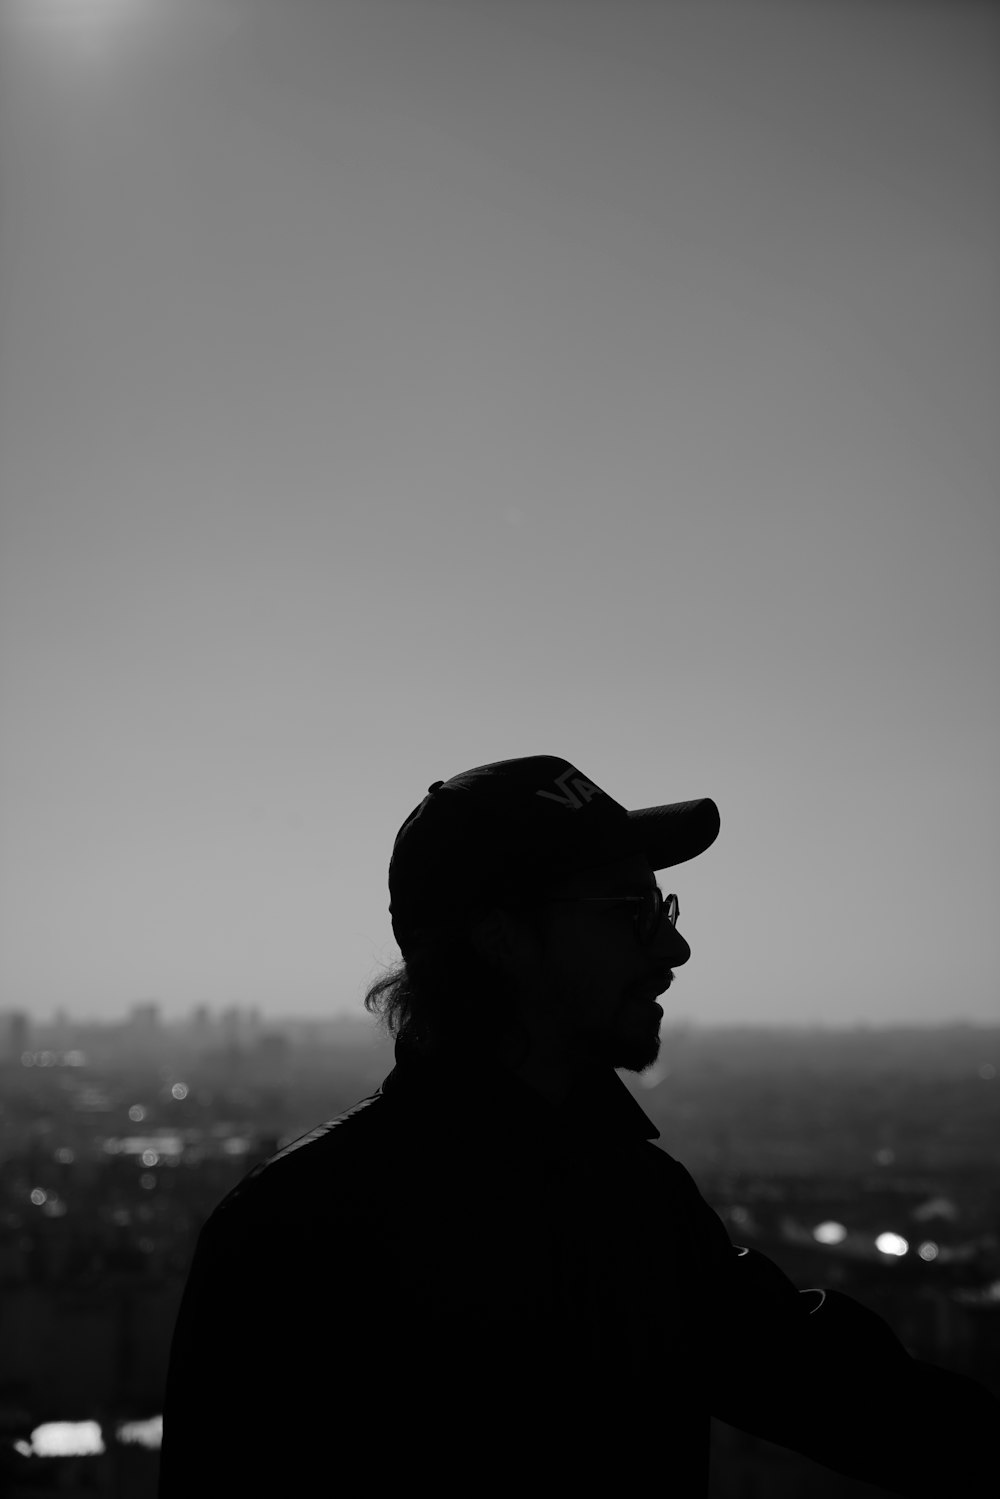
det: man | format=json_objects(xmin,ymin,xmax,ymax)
[{"xmin": 159, "ymin": 755, "xmax": 996, "ymax": 1496}]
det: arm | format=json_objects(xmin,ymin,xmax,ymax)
[
  {"xmin": 660, "ymin": 1155, "xmax": 997, "ymax": 1498},
  {"xmin": 707, "ymin": 1243, "xmax": 997, "ymax": 1498}
]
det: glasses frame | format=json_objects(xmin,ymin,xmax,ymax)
[{"xmin": 538, "ymin": 889, "xmax": 679, "ymax": 945}]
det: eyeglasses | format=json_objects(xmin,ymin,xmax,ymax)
[{"xmin": 540, "ymin": 889, "xmax": 679, "ymax": 946}]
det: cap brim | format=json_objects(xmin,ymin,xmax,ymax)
[{"xmin": 626, "ymin": 797, "xmax": 720, "ymax": 871}]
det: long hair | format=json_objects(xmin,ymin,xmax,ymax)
[{"xmin": 363, "ymin": 898, "xmax": 546, "ymax": 1065}]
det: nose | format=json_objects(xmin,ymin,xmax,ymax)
[{"xmin": 657, "ymin": 921, "xmax": 691, "ymax": 967}]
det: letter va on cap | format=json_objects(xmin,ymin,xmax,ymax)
[{"xmin": 535, "ymin": 767, "xmax": 602, "ymax": 811}]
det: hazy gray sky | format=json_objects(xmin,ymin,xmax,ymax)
[{"xmin": 1, "ymin": 0, "xmax": 997, "ymax": 1026}]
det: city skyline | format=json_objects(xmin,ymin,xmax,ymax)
[{"xmin": 4, "ymin": 1000, "xmax": 998, "ymax": 1040}]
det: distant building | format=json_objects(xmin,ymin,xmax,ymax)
[
  {"xmin": 219, "ymin": 1007, "xmax": 243, "ymax": 1050},
  {"xmin": 5, "ymin": 1010, "xmax": 30, "ymax": 1059},
  {"xmin": 254, "ymin": 1032, "xmax": 290, "ymax": 1071},
  {"xmin": 190, "ymin": 1005, "xmax": 213, "ymax": 1043},
  {"xmin": 128, "ymin": 1003, "xmax": 161, "ymax": 1046}
]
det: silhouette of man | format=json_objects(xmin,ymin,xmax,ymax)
[{"xmin": 159, "ymin": 756, "xmax": 996, "ymax": 1496}]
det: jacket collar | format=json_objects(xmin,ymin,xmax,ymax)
[{"xmin": 379, "ymin": 1036, "xmax": 660, "ymax": 1147}]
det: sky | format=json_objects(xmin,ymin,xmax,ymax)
[{"xmin": 0, "ymin": 0, "xmax": 997, "ymax": 1028}]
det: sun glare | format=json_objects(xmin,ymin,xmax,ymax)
[{"xmin": 3, "ymin": 0, "xmax": 167, "ymax": 69}]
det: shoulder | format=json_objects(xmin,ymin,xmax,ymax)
[
  {"xmin": 635, "ymin": 1142, "xmax": 740, "ymax": 1268},
  {"xmin": 199, "ymin": 1087, "xmax": 397, "ymax": 1249}
]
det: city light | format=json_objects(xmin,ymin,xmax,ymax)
[
  {"xmin": 21, "ymin": 1051, "xmax": 86, "ymax": 1067},
  {"xmin": 103, "ymin": 1134, "xmax": 184, "ymax": 1158},
  {"xmin": 28, "ymin": 1420, "xmax": 105, "ymax": 1458},
  {"xmin": 116, "ymin": 1415, "xmax": 162, "ymax": 1448}
]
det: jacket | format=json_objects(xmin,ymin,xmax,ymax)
[{"xmin": 159, "ymin": 1038, "xmax": 997, "ymax": 1496}]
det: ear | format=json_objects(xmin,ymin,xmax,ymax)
[{"xmin": 467, "ymin": 906, "xmax": 511, "ymax": 970}]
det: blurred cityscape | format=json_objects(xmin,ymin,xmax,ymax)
[{"xmin": 1, "ymin": 1004, "xmax": 998, "ymax": 1498}]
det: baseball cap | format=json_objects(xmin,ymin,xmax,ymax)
[{"xmin": 388, "ymin": 755, "xmax": 719, "ymax": 953}]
